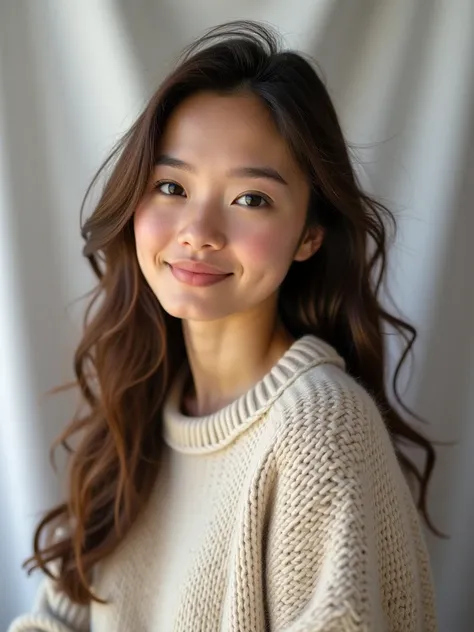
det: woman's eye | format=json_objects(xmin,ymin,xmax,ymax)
[
  {"xmin": 234, "ymin": 193, "xmax": 270, "ymax": 208},
  {"xmin": 155, "ymin": 181, "xmax": 186, "ymax": 197}
]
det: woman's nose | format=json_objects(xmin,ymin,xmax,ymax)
[{"xmin": 176, "ymin": 204, "xmax": 226, "ymax": 251}]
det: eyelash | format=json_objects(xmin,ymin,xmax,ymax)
[
  {"xmin": 153, "ymin": 180, "xmax": 272, "ymax": 208},
  {"xmin": 153, "ymin": 180, "xmax": 186, "ymax": 197}
]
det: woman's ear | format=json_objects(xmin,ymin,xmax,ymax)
[{"xmin": 293, "ymin": 226, "xmax": 324, "ymax": 262}]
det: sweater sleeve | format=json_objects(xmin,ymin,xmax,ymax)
[
  {"xmin": 265, "ymin": 377, "xmax": 437, "ymax": 632},
  {"xmin": 7, "ymin": 575, "xmax": 90, "ymax": 632}
]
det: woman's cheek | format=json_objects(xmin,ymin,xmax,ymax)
[
  {"xmin": 134, "ymin": 205, "xmax": 173, "ymax": 252},
  {"xmin": 239, "ymin": 226, "xmax": 295, "ymax": 271}
]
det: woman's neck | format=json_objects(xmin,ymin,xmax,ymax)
[{"xmin": 181, "ymin": 310, "xmax": 294, "ymax": 417}]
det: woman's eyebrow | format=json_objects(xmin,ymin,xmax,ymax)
[
  {"xmin": 155, "ymin": 154, "xmax": 288, "ymax": 185},
  {"xmin": 155, "ymin": 154, "xmax": 193, "ymax": 172},
  {"xmin": 227, "ymin": 166, "xmax": 288, "ymax": 185}
]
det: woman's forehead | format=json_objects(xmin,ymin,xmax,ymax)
[{"xmin": 157, "ymin": 92, "xmax": 305, "ymax": 181}]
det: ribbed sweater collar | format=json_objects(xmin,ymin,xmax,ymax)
[{"xmin": 162, "ymin": 335, "xmax": 344, "ymax": 455}]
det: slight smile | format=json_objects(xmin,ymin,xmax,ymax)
[{"xmin": 166, "ymin": 261, "xmax": 233, "ymax": 287}]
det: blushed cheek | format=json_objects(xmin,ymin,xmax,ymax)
[
  {"xmin": 134, "ymin": 206, "xmax": 173, "ymax": 256},
  {"xmin": 241, "ymin": 228, "xmax": 296, "ymax": 277}
]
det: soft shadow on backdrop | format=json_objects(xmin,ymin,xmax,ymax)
[{"xmin": 0, "ymin": 1, "xmax": 473, "ymax": 630}]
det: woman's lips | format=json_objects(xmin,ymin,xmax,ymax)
[{"xmin": 167, "ymin": 263, "xmax": 232, "ymax": 287}]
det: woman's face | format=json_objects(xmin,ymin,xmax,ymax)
[{"xmin": 134, "ymin": 91, "xmax": 322, "ymax": 322}]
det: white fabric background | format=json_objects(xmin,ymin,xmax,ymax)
[{"xmin": 0, "ymin": 1, "xmax": 473, "ymax": 630}]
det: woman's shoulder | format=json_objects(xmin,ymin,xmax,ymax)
[
  {"xmin": 270, "ymin": 360, "xmax": 393, "ymax": 472},
  {"xmin": 274, "ymin": 358, "xmax": 381, "ymax": 425}
]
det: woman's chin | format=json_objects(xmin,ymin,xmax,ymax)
[{"xmin": 160, "ymin": 298, "xmax": 235, "ymax": 322}]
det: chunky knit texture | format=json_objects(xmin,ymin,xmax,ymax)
[{"xmin": 9, "ymin": 335, "xmax": 437, "ymax": 631}]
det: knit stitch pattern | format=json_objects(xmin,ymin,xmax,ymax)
[{"xmin": 8, "ymin": 335, "xmax": 437, "ymax": 631}]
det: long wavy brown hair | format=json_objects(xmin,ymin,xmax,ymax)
[{"xmin": 24, "ymin": 20, "xmax": 439, "ymax": 605}]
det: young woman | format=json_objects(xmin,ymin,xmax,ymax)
[{"xmin": 10, "ymin": 20, "xmax": 438, "ymax": 632}]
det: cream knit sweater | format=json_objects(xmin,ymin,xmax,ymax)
[{"xmin": 9, "ymin": 335, "xmax": 437, "ymax": 632}]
